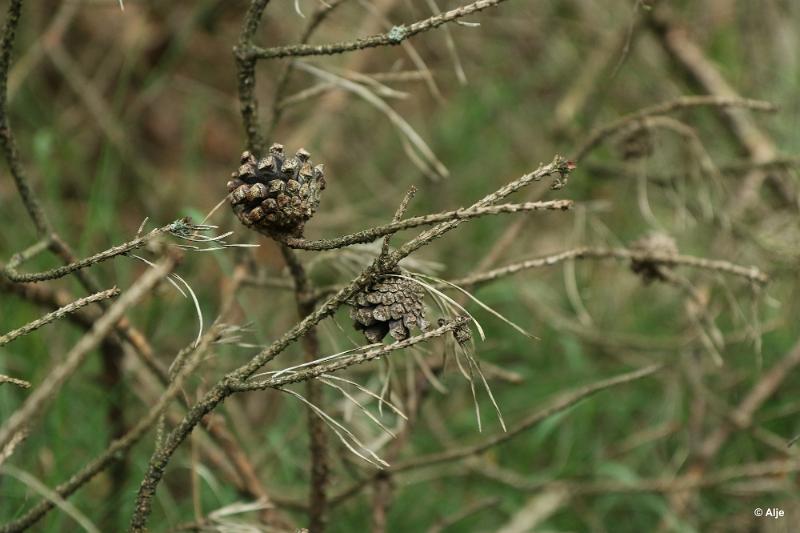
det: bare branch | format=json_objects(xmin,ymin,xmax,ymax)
[
  {"xmin": 0, "ymin": 375, "xmax": 30, "ymax": 389},
  {"xmin": 232, "ymin": 317, "xmax": 470, "ymax": 392},
  {"xmin": 279, "ymin": 242, "xmax": 329, "ymax": 531},
  {"xmin": 393, "ymin": 363, "xmax": 662, "ymax": 472},
  {"xmin": 129, "ymin": 156, "xmax": 573, "ymax": 530},
  {"xmin": 3, "ymin": 219, "xmax": 203, "ymax": 283},
  {"xmin": 330, "ymin": 364, "xmax": 663, "ymax": 505},
  {"xmin": 645, "ymin": 6, "xmax": 794, "ymax": 211},
  {"xmin": 279, "ymin": 200, "xmax": 574, "ymax": 251},
  {"xmin": 0, "ymin": 320, "xmax": 227, "ymax": 533},
  {"xmin": 246, "ymin": 0, "xmax": 511, "ymax": 60},
  {"xmin": 234, "ymin": 0, "xmax": 272, "ymax": 154},
  {"xmin": 574, "ymin": 96, "xmax": 776, "ymax": 161},
  {"xmin": 267, "ymin": 0, "xmax": 349, "ymax": 138},
  {"xmin": 0, "ymin": 254, "xmax": 178, "ymax": 451},
  {"xmin": 0, "ymin": 0, "xmax": 52, "ymax": 236},
  {"xmin": 0, "ymin": 287, "xmax": 120, "ymax": 346},
  {"xmin": 446, "ymin": 246, "xmax": 768, "ymax": 287}
]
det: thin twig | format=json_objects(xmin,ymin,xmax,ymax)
[
  {"xmin": 0, "ymin": 254, "xmax": 178, "ymax": 451},
  {"xmin": 267, "ymin": 0, "xmax": 349, "ymax": 138},
  {"xmin": 129, "ymin": 157, "xmax": 573, "ymax": 530},
  {"xmin": 381, "ymin": 186, "xmax": 417, "ymax": 259},
  {"xmin": 0, "ymin": 428, "xmax": 27, "ymax": 466},
  {"xmin": 330, "ymin": 364, "xmax": 663, "ymax": 505},
  {"xmin": 0, "ymin": 320, "xmax": 228, "ymax": 533},
  {"xmin": 645, "ymin": 6, "xmax": 793, "ymax": 211},
  {"xmin": 279, "ymin": 200, "xmax": 574, "ymax": 251},
  {"xmin": 0, "ymin": 287, "xmax": 120, "ymax": 346},
  {"xmin": 3, "ymin": 221, "xmax": 181, "ymax": 283},
  {"xmin": 280, "ymin": 243, "xmax": 330, "ymax": 532},
  {"xmin": 573, "ymin": 96, "xmax": 777, "ymax": 161},
  {"xmin": 232, "ymin": 318, "xmax": 470, "ymax": 392},
  {"xmin": 0, "ymin": 375, "xmax": 30, "ymax": 389},
  {"xmin": 393, "ymin": 364, "xmax": 662, "ymax": 472},
  {"xmin": 445, "ymin": 246, "xmax": 768, "ymax": 287},
  {"xmin": 428, "ymin": 497, "xmax": 501, "ymax": 533},
  {"xmin": 0, "ymin": 0, "xmax": 52, "ymax": 236},
  {"xmin": 233, "ymin": 0, "xmax": 272, "ymax": 154},
  {"xmin": 246, "ymin": 0, "xmax": 511, "ymax": 60}
]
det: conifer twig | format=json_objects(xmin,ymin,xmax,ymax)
[
  {"xmin": 245, "ymin": 0, "xmax": 512, "ymax": 60},
  {"xmin": 445, "ymin": 247, "xmax": 768, "ymax": 287},
  {"xmin": 278, "ymin": 200, "xmax": 574, "ymax": 251},
  {"xmin": 574, "ymin": 96, "xmax": 776, "ymax": 161},
  {"xmin": 0, "ymin": 287, "xmax": 120, "ymax": 346},
  {"xmin": 0, "ymin": 254, "xmax": 179, "ymax": 452}
]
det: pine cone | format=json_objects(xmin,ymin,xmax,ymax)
[
  {"xmin": 630, "ymin": 232, "xmax": 679, "ymax": 283},
  {"xmin": 227, "ymin": 143, "xmax": 326, "ymax": 237},
  {"xmin": 617, "ymin": 128, "xmax": 654, "ymax": 161},
  {"xmin": 350, "ymin": 275, "xmax": 429, "ymax": 343}
]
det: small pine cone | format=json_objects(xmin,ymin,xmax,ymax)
[
  {"xmin": 630, "ymin": 231, "xmax": 679, "ymax": 283},
  {"xmin": 617, "ymin": 128, "xmax": 654, "ymax": 161},
  {"xmin": 350, "ymin": 275, "xmax": 429, "ymax": 343},
  {"xmin": 227, "ymin": 143, "xmax": 326, "ymax": 237}
]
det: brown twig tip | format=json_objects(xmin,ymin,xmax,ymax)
[{"xmin": 552, "ymin": 155, "xmax": 576, "ymax": 189}]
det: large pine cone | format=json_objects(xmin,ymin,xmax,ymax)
[
  {"xmin": 227, "ymin": 143, "xmax": 326, "ymax": 237},
  {"xmin": 630, "ymin": 232, "xmax": 679, "ymax": 283},
  {"xmin": 350, "ymin": 275, "xmax": 429, "ymax": 343}
]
